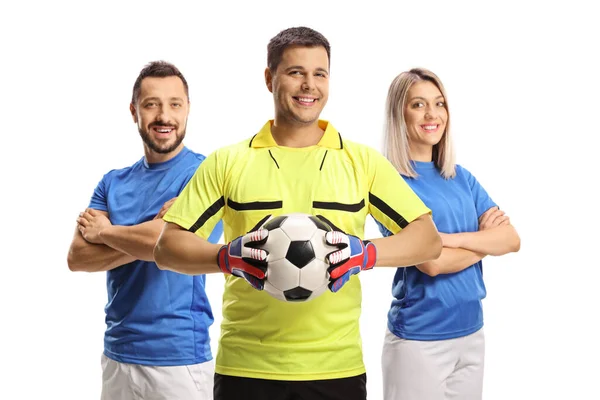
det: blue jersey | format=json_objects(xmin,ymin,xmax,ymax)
[
  {"xmin": 378, "ymin": 161, "xmax": 496, "ymax": 340},
  {"xmin": 89, "ymin": 147, "xmax": 223, "ymax": 366}
]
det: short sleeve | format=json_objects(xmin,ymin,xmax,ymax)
[
  {"xmin": 87, "ymin": 173, "xmax": 110, "ymax": 212},
  {"xmin": 459, "ymin": 165, "xmax": 498, "ymax": 218},
  {"xmin": 163, "ymin": 151, "xmax": 226, "ymax": 240},
  {"xmin": 368, "ymin": 150, "xmax": 431, "ymax": 235}
]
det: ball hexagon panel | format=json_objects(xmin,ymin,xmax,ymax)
[
  {"xmin": 278, "ymin": 214, "xmax": 318, "ymax": 241},
  {"xmin": 262, "ymin": 227, "xmax": 291, "ymax": 262},
  {"xmin": 265, "ymin": 258, "xmax": 300, "ymax": 291},
  {"xmin": 299, "ymin": 259, "xmax": 329, "ymax": 289}
]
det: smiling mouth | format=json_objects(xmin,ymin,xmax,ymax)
[
  {"xmin": 421, "ymin": 124, "xmax": 439, "ymax": 132},
  {"xmin": 293, "ymin": 96, "xmax": 317, "ymax": 105},
  {"xmin": 152, "ymin": 126, "xmax": 175, "ymax": 136}
]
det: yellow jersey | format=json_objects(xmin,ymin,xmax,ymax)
[{"xmin": 164, "ymin": 120, "xmax": 430, "ymax": 380}]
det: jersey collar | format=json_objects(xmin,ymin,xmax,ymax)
[{"xmin": 249, "ymin": 120, "xmax": 343, "ymax": 149}]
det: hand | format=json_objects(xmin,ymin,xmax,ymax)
[
  {"xmin": 323, "ymin": 231, "xmax": 377, "ymax": 293},
  {"xmin": 154, "ymin": 197, "xmax": 178, "ymax": 220},
  {"xmin": 479, "ymin": 207, "xmax": 510, "ymax": 230},
  {"xmin": 77, "ymin": 208, "xmax": 112, "ymax": 244},
  {"xmin": 217, "ymin": 228, "xmax": 269, "ymax": 290}
]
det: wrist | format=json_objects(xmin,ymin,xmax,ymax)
[
  {"xmin": 363, "ymin": 240, "xmax": 377, "ymax": 269},
  {"xmin": 441, "ymin": 232, "xmax": 463, "ymax": 248},
  {"xmin": 452, "ymin": 232, "xmax": 467, "ymax": 248},
  {"xmin": 217, "ymin": 245, "xmax": 231, "ymax": 274},
  {"xmin": 97, "ymin": 225, "xmax": 114, "ymax": 244}
]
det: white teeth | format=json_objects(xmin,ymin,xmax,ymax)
[
  {"xmin": 156, "ymin": 128, "xmax": 172, "ymax": 133},
  {"xmin": 297, "ymin": 97, "xmax": 315, "ymax": 103},
  {"xmin": 423, "ymin": 125, "xmax": 437, "ymax": 131}
]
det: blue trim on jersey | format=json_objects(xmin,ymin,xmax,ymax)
[
  {"xmin": 89, "ymin": 147, "xmax": 224, "ymax": 366},
  {"xmin": 377, "ymin": 162, "xmax": 497, "ymax": 341}
]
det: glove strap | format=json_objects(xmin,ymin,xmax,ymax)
[
  {"xmin": 362, "ymin": 240, "xmax": 377, "ymax": 270},
  {"xmin": 217, "ymin": 245, "xmax": 231, "ymax": 274}
]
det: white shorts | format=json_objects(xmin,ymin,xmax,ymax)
[
  {"xmin": 382, "ymin": 327, "xmax": 485, "ymax": 400},
  {"xmin": 100, "ymin": 354, "xmax": 214, "ymax": 400}
]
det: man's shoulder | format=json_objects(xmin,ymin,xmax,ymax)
[
  {"xmin": 337, "ymin": 138, "xmax": 386, "ymax": 165},
  {"xmin": 101, "ymin": 157, "xmax": 145, "ymax": 180},
  {"xmin": 341, "ymin": 138, "xmax": 380, "ymax": 153},
  {"xmin": 177, "ymin": 148, "xmax": 206, "ymax": 169},
  {"xmin": 184, "ymin": 148, "xmax": 207, "ymax": 162},
  {"xmin": 210, "ymin": 137, "xmax": 255, "ymax": 160}
]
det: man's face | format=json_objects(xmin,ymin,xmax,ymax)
[
  {"xmin": 266, "ymin": 46, "xmax": 329, "ymax": 126},
  {"xmin": 131, "ymin": 76, "xmax": 189, "ymax": 154}
]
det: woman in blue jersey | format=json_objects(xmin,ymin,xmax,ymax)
[{"xmin": 378, "ymin": 68, "xmax": 521, "ymax": 400}]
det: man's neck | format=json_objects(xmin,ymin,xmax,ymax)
[
  {"xmin": 270, "ymin": 119, "xmax": 324, "ymax": 148},
  {"xmin": 144, "ymin": 143, "xmax": 184, "ymax": 164}
]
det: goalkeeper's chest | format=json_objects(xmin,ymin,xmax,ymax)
[{"xmin": 223, "ymin": 148, "xmax": 370, "ymax": 235}]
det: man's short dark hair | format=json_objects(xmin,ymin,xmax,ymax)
[
  {"xmin": 267, "ymin": 27, "xmax": 331, "ymax": 72},
  {"xmin": 131, "ymin": 61, "xmax": 189, "ymax": 104}
]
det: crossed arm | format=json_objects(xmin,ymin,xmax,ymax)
[
  {"xmin": 67, "ymin": 199, "xmax": 176, "ymax": 272},
  {"xmin": 417, "ymin": 207, "xmax": 521, "ymax": 277}
]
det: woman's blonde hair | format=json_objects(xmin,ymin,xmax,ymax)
[{"xmin": 384, "ymin": 68, "xmax": 456, "ymax": 178}]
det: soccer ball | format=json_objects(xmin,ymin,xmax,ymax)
[{"xmin": 259, "ymin": 213, "xmax": 338, "ymax": 302}]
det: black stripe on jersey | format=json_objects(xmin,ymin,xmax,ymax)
[
  {"xmin": 338, "ymin": 132, "xmax": 344, "ymax": 149},
  {"xmin": 228, "ymin": 199, "xmax": 283, "ymax": 211},
  {"xmin": 313, "ymin": 199, "xmax": 365, "ymax": 212},
  {"xmin": 188, "ymin": 196, "xmax": 226, "ymax": 233},
  {"xmin": 369, "ymin": 192, "xmax": 408, "ymax": 229},
  {"xmin": 319, "ymin": 150, "xmax": 328, "ymax": 171},
  {"xmin": 268, "ymin": 150, "xmax": 280, "ymax": 169},
  {"xmin": 249, "ymin": 134, "xmax": 257, "ymax": 147}
]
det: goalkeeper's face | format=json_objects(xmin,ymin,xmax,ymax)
[{"xmin": 267, "ymin": 45, "xmax": 329, "ymax": 127}]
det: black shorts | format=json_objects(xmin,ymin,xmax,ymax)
[{"xmin": 214, "ymin": 372, "xmax": 367, "ymax": 400}]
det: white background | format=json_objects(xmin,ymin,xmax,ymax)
[{"xmin": 1, "ymin": 0, "xmax": 598, "ymax": 399}]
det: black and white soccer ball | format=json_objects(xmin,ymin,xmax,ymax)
[{"xmin": 259, "ymin": 213, "xmax": 338, "ymax": 302}]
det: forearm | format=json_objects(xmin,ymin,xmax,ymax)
[
  {"xmin": 417, "ymin": 247, "xmax": 485, "ymax": 277},
  {"xmin": 99, "ymin": 219, "xmax": 165, "ymax": 261},
  {"xmin": 67, "ymin": 238, "xmax": 135, "ymax": 272},
  {"xmin": 371, "ymin": 214, "xmax": 442, "ymax": 267},
  {"xmin": 154, "ymin": 223, "xmax": 222, "ymax": 275},
  {"xmin": 451, "ymin": 225, "xmax": 521, "ymax": 256}
]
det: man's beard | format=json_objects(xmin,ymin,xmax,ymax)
[{"xmin": 139, "ymin": 125, "xmax": 186, "ymax": 154}]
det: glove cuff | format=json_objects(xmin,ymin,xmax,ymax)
[
  {"xmin": 362, "ymin": 240, "xmax": 377, "ymax": 270},
  {"xmin": 217, "ymin": 245, "xmax": 231, "ymax": 274}
]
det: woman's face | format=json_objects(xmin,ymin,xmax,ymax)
[{"xmin": 404, "ymin": 80, "xmax": 448, "ymax": 149}]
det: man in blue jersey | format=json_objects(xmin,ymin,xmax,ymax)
[{"xmin": 67, "ymin": 61, "xmax": 223, "ymax": 400}]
